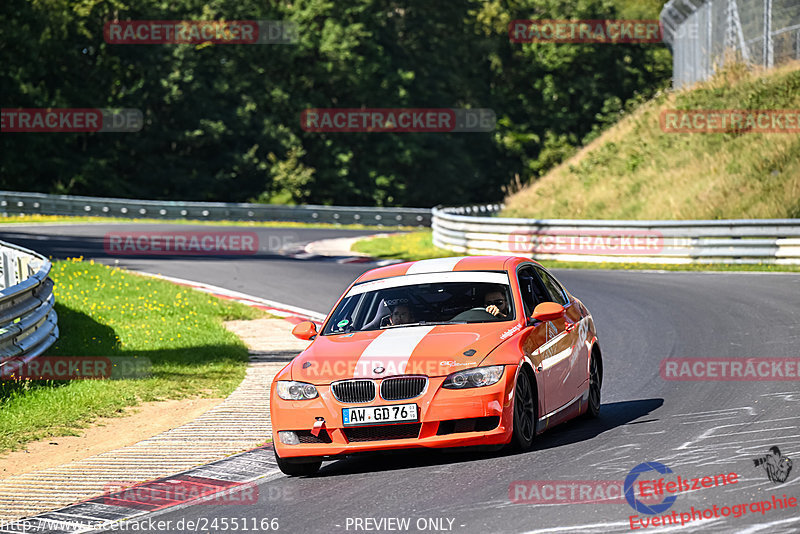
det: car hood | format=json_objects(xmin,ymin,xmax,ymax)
[{"xmin": 291, "ymin": 322, "xmax": 518, "ymax": 383}]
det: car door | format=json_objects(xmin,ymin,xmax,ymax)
[
  {"xmin": 516, "ymin": 265, "xmax": 573, "ymax": 416},
  {"xmin": 533, "ymin": 266, "xmax": 586, "ymax": 405}
]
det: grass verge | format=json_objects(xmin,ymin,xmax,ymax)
[
  {"xmin": 352, "ymin": 231, "xmax": 462, "ymax": 261},
  {"xmin": 352, "ymin": 231, "xmax": 800, "ymax": 272},
  {"xmin": 0, "ymin": 258, "xmax": 263, "ymax": 453},
  {"xmin": 502, "ymin": 62, "xmax": 800, "ymax": 220}
]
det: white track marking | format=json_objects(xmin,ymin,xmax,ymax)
[{"xmin": 138, "ymin": 271, "xmax": 326, "ymax": 321}]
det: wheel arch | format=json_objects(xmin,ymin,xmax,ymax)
[
  {"xmin": 590, "ymin": 341, "xmax": 603, "ymax": 383},
  {"xmin": 517, "ymin": 359, "xmax": 540, "ymax": 427}
]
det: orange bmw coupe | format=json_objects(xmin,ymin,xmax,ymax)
[{"xmin": 270, "ymin": 256, "xmax": 602, "ymax": 475}]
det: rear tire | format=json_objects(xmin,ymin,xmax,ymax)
[
  {"xmin": 273, "ymin": 444, "xmax": 322, "ymax": 476},
  {"xmin": 511, "ymin": 369, "xmax": 536, "ymax": 450},
  {"xmin": 585, "ymin": 352, "xmax": 602, "ymax": 418}
]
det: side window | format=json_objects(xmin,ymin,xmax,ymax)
[
  {"xmin": 534, "ymin": 267, "xmax": 568, "ymax": 306},
  {"xmin": 517, "ymin": 266, "xmax": 550, "ymax": 316}
]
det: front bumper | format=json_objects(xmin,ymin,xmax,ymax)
[{"xmin": 271, "ymin": 366, "xmax": 518, "ymax": 459}]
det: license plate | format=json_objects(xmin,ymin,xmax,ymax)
[{"xmin": 342, "ymin": 404, "xmax": 418, "ymax": 426}]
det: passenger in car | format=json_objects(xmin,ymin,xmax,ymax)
[{"xmin": 389, "ymin": 304, "xmax": 416, "ymax": 325}]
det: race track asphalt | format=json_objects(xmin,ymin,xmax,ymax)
[{"xmin": 2, "ymin": 223, "xmax": 798, "ymax": 534}]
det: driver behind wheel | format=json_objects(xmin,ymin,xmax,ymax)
[{"xmin": 484, "ymin": 288, "xmax": 509, "ymax": 318}]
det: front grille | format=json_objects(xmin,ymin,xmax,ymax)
[
  {"xmin": 344, "ymin": 423, "xmax": 422, "ymax": 442},
  {"xmin": 380, "ymin": 376, "xmax": 427, "ymax": 401},
  {"xmin": 332, "ymin": 380, "xmax": 376, "ymax": 403},
  {"xmin": 295, "ymin": 430, "xmax": 332, "ymax": 444},
  {"xmin": 436, "ymin": 416, "xmax": 500, "ymax": 435}
]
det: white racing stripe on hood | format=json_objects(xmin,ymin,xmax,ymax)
[
  {"xmin": 353, "ymin": 325, "xmax": 435, "ymax": 378},
  {"xmin": 405, "ymin": 257, "xmax": 464, "ymax": 274}
]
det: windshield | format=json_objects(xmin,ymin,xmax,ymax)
[{"xmin": 323, "ymin": 271, "xmax": 515, "ymax": 335}]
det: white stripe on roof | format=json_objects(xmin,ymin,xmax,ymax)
[
  {"xmin": 346, "ymin": 271, "xmax": 510, "ymax": 297},
  {"xmin": 405, "ymin": 257, "xmax": 465, "ymax": 274}
]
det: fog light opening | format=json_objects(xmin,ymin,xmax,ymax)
[{"xmin": 279, "ymin": 431, "xmax": 300, "ymax": 445}]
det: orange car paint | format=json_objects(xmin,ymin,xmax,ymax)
[{"xmin": 271, "ymin": 256, "xmax": 599, "ymax": 460}]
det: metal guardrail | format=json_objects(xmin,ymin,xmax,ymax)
[
  {"xmin": 0, "ymin": 241, "xmax": 59, "ymax": 374},
  {"xmin": 3, "ymin": 191, "xmax": 799, "ymax": 264},
  {"xmin": 432, "ymin": 205, "xmax": 800, "ymax": 264},
  {"xmin": 661, "ymin": 0, "xmax": 800, "ymax": 88},
  {"xmin": 0, "ymin": 191, "xmax": 431, "ymax": 227}
]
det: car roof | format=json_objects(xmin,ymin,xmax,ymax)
[{"xmin": 354, "ymin": 255, "xmax": 537, "ymax": 284}]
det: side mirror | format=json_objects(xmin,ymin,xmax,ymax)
[
  {"xmin": 292, "ymin": 321, "xmax": 318, "ymax": 340},
  {"xmin": 531, "ymin": 302, "xmax": 565, "ymax": 323}
]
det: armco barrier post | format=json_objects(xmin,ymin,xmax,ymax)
[
  {"xmin": 0, "ymin": 191, "xmax": 432, "ymax": 227},
  {"xmin": 0, "ymin": 241, "xmax": 59, "ymax": 370}
]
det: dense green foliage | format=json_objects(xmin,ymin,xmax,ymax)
[{"xmin": 1, "ymin": 0, "xmax": 669, "ymax": 206}]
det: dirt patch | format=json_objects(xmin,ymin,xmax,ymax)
[
  {"xmin": 0, "ymin": 318, "xmax": 302, "ymax": 481},
  {"xmin": 0, "ymin": 397, "xmax": 223, "ymax": 479}
]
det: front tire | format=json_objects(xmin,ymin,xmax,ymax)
[
  {"xmin": 273, "ymin": 444, "xmax": 322, "ymax": 476},
  {"xmin": 585, "ymin": 352, "xmax": 602, "ymax": 418},
  {"xmin": 511, "ymin": 369, "xmax": 536, "ymax": 450}
]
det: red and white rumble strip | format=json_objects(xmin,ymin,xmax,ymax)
[{"xmin": 138, "ymin": 272, "xmax": 325, "ymax": 325}]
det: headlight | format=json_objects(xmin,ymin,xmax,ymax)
[
  {"xmin": 442, "ymin": 365, "xmax": 504, "ymax": 389},
  {"xmin": 276, "ymin": 380, "xmax": 319, "ymax": 400}
]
